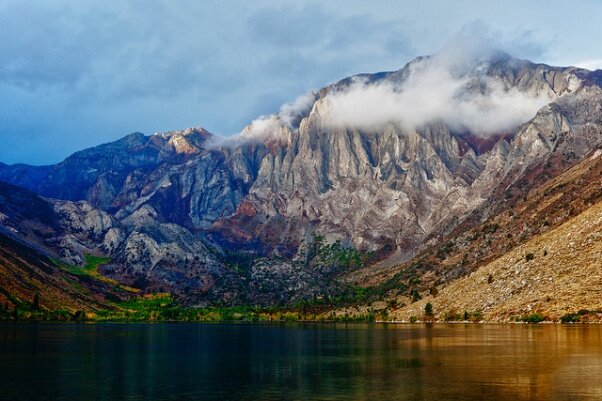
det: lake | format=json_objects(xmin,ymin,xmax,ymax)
[{"xmin": 0, "ymin": 322, "xmax": 601, "ymax": 400}]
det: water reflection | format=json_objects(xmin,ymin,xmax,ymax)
[{"xmin": 1, "ymin": 323, "xmax": 601, "ymax": 400}]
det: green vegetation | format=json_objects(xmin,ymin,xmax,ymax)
[
  {"xmin": 0, "ymin": 293, "xmax": 73, "ymax": 321},
  {"xmin": 436, "ymin": 241, "xmax": 455, "ymax": 260},
  {"xmin": 482, "ymin": 223, "xmax": 500, "ymax": 235},
  {"xmin": 220, "ymin": 248, "xmax": 260, "ymax": 275},
  {"xmin": 443, "ymin": 310, "xmax": 483, "ymax": 322},
  {"xmin": 559, "ymin": 309, "xmax": 599, "ymax": 323},
  {"xmin": 306, "ymin": 235, "xmax": 372, "ymax": 271},
  {"xmin": 95, "ymin": 294, "xmax": 287, "ymax": 322},
  {"xmin": 520, "ymin": 313, "xmax": 545, "ymax": 323},
  {"xmin": 55, "ymin": 254, "xmax": 111, "ymax": 277},
  {"xmin": 32, "ymin": 292, "xmax": 40, "ymax": 310},
  {"xmin": 525, "ymin": 253, "xmax": 535, "ymax": 261},
  {"xmin": 53, "ymin": 254, "xmax": 137, "ymax": 292},
  {"xmin": 443, "ymin": 310, "xmax": 462, "ymax": 322},
  {"xmin": 372, "ymin": 260, "xmax": 425, "ymax": 301},
  {"xmin": 560, "ymin": 313, "xmax": 580, "ymax": 323}
]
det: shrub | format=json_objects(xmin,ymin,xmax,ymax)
[
  {"xmin": 443, "ymin": 310, "xmax": 461, "ymax": 322},
  {"xmin": 32, "ymin": 293, "xmax": 40, "ymax": 310},
  {"xmin": 560, "ymin": 313, "xmax": 580, "ymax": 323},
  {"xmin": 409, "ymin": 316, "xmax": 417, "ymax": 323},
  {"xmin": 482, "ymin": 223, "xmax": 500, "ymax": 235},
  {"xmin": 525, "ymin": 253, "xmax": 535, "ymax": 261},
  {"xmin": 470, "ymin": 310, "xmax": 483, "ymax": 322},
  {"xmin": 521, "ymin": 313, "xmax": 544, "ymax": 323}
]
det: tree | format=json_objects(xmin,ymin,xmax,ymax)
[
  {"xmin": 423, "ymin": 302, "xmax": 434, "ymax": 323},
  {"xmin": 32, "ymin": 293, "xmax": 40, "ymax": 310}
]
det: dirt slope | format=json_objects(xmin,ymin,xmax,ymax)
[{"xmin": 394, "ymin": 199, "xmax": 602, "ymax": 321}]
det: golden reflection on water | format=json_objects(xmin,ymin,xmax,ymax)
[
  {"xmin": 1, "ymin": 322, "xmax": 601, "ymax": 400},
  {"xmin": 377, "ymin": 324, "xmax": 602, "ymax": 400}
]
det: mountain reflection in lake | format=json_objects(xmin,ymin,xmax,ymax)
[{"xmin": 1, "ymin": 322, "xmax": 601, "ymax": 400}]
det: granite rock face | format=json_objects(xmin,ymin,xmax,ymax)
[
  {"xmin": 1, "ymin": 56, "xmax": 602, "ymax": 304},
  {"xmin": 212, "ymin": 57, "xmax": 602, "ymax": 256}
]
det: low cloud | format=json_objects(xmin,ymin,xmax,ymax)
[
  {"xmin": 209, "ymin": 92, "xmax": 316, "ymax": 147},
  {"xmin": 320, "ymin": 23, "xmax": 554, "ymax": 136},
  {"xmin": 322, "ymin": 64, "xmax": 551, "ymax": 135}
]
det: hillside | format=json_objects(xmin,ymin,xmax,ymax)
[
  {"xmin": 395, "ymin": 197, "xmax": 602, "ymax": 322},
  {"xmin": 0, "ymin": 233, "xmax": 131, "ymax": 316}
]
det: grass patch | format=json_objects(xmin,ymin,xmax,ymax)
[
  {"xmin": 55, "ymin": 254, "xmax": 110, "ymax": 277},
  {"xmin": 54, "ymin": 254, "xmax": 138, "ymax": 293}
]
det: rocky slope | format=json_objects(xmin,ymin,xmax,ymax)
[
  {"xmin": 396, "ymin": 196, "xmax": 602, "ymax": 322},
  {"xmin": 0, "ymin": 180, "xmax": 117, "ymax": 265},
  {"xmin": 0, "ymin": 54, "xmax": 601, "ymax": 307},
  {"xmin": 0, "ymin": 232, "xmax": 130, "ymax": 313}
]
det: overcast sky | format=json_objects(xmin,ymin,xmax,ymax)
[{"xmin": 1, "ymin": 0, "xmax": 601, "ymax": 165}]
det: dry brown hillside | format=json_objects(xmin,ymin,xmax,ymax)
[{"xmin": 393, "ymin": 198, "xmax": 602, "ymax": 322}]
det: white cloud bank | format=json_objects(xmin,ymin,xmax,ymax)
[
  {"xmin": 322, "ymin": 52, "xmax": 553, "ymax": 136},
  {"xmin": 211, "ymin": 92, "xmax": 315, "ymax": 146}
]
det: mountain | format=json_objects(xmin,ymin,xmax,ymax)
[
  {"xmin": 336, "ymin": 148, "xmax": 602, "ymax": 321},
  {"xmin": 1, "ymin": 54, "xmax": 601, "ymax": 310},
  {"xmin": 396, "ymin": 163, "xmax": 602, "ymax": 322}
]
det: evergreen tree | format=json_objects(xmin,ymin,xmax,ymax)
[{"xmin": 33, "ymin": 293, "xmax": 40, "ymax": 310}]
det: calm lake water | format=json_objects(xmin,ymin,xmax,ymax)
[{"xmin": 1, "ymin": 322, "xmax": 601, "ymax": 400}]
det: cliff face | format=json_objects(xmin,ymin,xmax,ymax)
[
  {"xmin": 1, "ymin": 55, "xmax": 601, "ymax": 305},
  {"xmin": 212, "ymin": 57, "xmax": 602, "ymax": 257}
]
